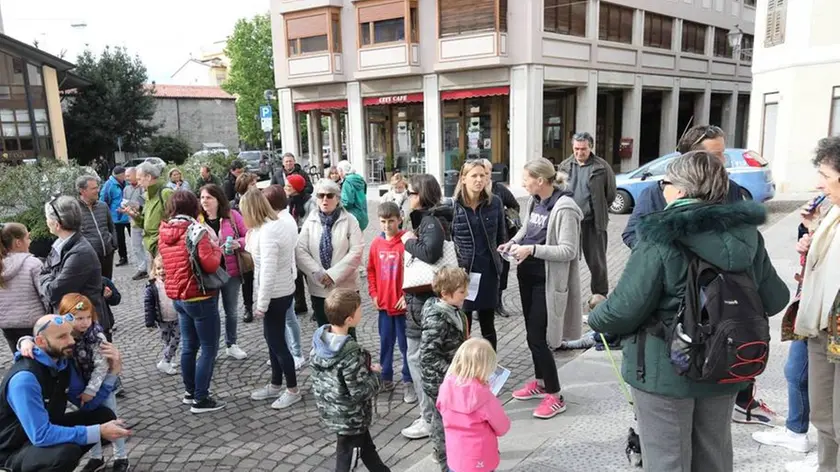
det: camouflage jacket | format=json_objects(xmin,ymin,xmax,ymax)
[
  {"xmin": 310, "ymin": 325, "xmax": 381, "ymax": 435},
  {"xmin": 420, "ymin": 298, "xmax": 469, "ymax": 399}
]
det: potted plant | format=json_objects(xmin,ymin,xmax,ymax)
[{"xmin": 384, "ymin": 152, "xmax": 395, "ymax": 181}]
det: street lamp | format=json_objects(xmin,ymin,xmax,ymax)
[{"xmin": 727, "ymin": 24, "xmax": 743, "ymax": 51}]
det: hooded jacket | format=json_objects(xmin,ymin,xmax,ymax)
[
  {"xmin": 437, "ymin": 376, "xmax": 511, "ymax": 472},
  {"xmin": 340, "ymin": 173, "xmax": 369, "ymax": 231},
  {"xmin": 420, "ymin": 298, "xmax": 469, "ymax": 399},
  {"xmin": 99, "ymin": 176, "xmax": 129, "ymax": 225},
  {"xmin": 0, "ymin": 253, "xmax": 45, "ymax": 329},
  {"xmin": 133, "ymin": 181, "xmax": 173, "ymax": 256},
  {"xmin": 310, "ymin": 325, "xmax": 380, "ymax": 435},
  {"xmin": 158, "ymin": 217, "xmax": 223, "ymax": 300},
  {"xmin": 588, "ymin": 201, "xmax": 790, "ymax": 398},
  {"xmin": 366, "ymin": 230, "xmax": 406, "ymax": 315}
]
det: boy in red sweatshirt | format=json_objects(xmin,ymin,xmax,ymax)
[{"xmin": 367, "ymin": 202, "xmax": 415, "ymax": 404}]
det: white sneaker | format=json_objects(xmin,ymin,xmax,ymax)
[
  {"xmin": 752, "ymin": 427, "xmax": 812, "ymax": 453},
  {"xmin": 401, "ymin": 417, "xmax": 431, "ymax": 439},
  {"xmin": 403, "ymin": 383, "xmax": 418, "ymax": 404},
  {"xmin": 250, "ymin": 384, "xmax": 283, "ymax": 401},
  {"xmin": 785, "ymin": 452, "xmax": 818, "ymax": 472},
  {"xmin": 266, "ymin": 359, "xmax": 271, "ymax": 366},
  {"xmin": 294, "ymin": 356, "xmax": 306, "ymax": 371},
  {"xmin": 225, "ymin": 344, "xmax": 248, "ymax": 360},
  {"xmin": 271, "ymin": 390, "xmax": 302, "ymax": 409},
  {"xmin": 156, "ymin": 360, "xmax": 176, "ymax": 375}
]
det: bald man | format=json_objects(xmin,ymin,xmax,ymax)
[{"xmin": 0, "ymin": 315, "xmax": 129, "ymax": 472}]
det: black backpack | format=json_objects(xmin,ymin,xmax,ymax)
[{"xmin": 663, "ymin": 249, "xmax": 771, "ymax": 384}]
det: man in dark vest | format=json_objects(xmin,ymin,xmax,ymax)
[{"xmin": 0, "ymin": 315, "xmax": 130, "ymax": 472}]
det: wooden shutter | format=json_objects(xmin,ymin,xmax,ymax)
[
  {"xmin": 439, "ymin": 0, "xmax": 495, "ymax": 36},
  {"xmin": 774, "ymin": 0, "xmax": 786, "ymax": 45},
  {"xmin": 287, "ymin": 13, "xmax": 328, "ymax": 40},
  {"xmin": 358, "ymin": 1, "xmax": 405, "ymax": 23}
]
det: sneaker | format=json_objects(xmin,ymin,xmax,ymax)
[
  {"xmin": 112, "ymin": 459, "xmax": 130, "ymax": 472},
  {"xmin": 131, "ymin": 270, "xmax": 148, "ymax": 281},
  {"xmin": 225, "ymin": 344, "xmax": 248, "ymax": 360},
  {"xmin": 401, "ymin": 417, "xmax": 431, "ymax": 439},
  {"xmin": 182, "ymin": 392, "xmax": 196, "ymax": 405},
  {"xmin": 190, "ymin": 397, "xmax": 226, "ymax": 414},
  {"xmin": 251, "ymin": 383, "xmax": 283, "ymax": 401},
  {"xmin": 752, "ymin": 427, "xmax": 812, "ymax": 453},
  {"xmin": 382, "ymin": 380, "xmax": 395, "ymax": 392},
  {"xmin": 271, "ymin": 390, "xmax": 302, "ymax": 409},
  {"xmin": 294, "ymin": 355, "xmax": 307, "ymax": 371},
  {"xmin": 512, "ymin": 380, "xmax": 547, "ymax": 400},
  {"xmin": 80, "ymin": 458, "xmax": 105, "ymax": 472},
  {"xmin": 430, "ymin": 452, "xmax": 440, "ymax": 463},
  {"xmin": 156, "ymin": 360, "xmax": 176, "ymax": 375},
  {"xmin": 733, "ymin": 399, "xmax": 778, "ymax": 426},
  {"xmin": 533, "ymin": 394, "xmax": 567, "ymax": 419},
  {"xmin": 266, "ymin": 359, "xmax": 271, "ymax": 366},
  {"xmin": 403, "ymin": 383, "xmax": 418, "ymax": 404},
  {"xmin": 785, "ymin": 452, "xmax": 818, "ymax": 472}
]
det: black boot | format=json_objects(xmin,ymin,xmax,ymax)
[
  {"xmin": 496, "ymin": 293, "xmax": 511, "ymax": 318},
  {"xmin": 242, "ymin": 307, "xmax": 254, "ymax": 323}
]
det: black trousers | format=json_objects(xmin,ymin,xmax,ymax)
[
  {"xmin": 241, "ymin": 270, "xmax": 254, "ymax": 311},
  {"xmin": 312, "ymin": 296, "xmax": 356, "ymax": 340},
  {"xmin": 335, "ymin": 431, "xmax": 389, "ymax": 472},
  {"xmin": 1, "ymin": 406, "xmax": 116, "ymax": 472},
  {"xmin": 466, "ymin": 309, "xmax": 497, "ymax": 351},
  {"xmin": 264, "ymin": 295, "xmax": 297, "ymax": 388},
  {"xmin": 2, "ymin": 329, "xmax": 31, "ymax": 355},
  {"xmin": 581, "ymin": 220, "xmax": 609, "ymax": 297},
  {"xmin": 518, "ymin": 272, "xmax": 560, "ymax": 393},
  {"xmin": 294, "ymin": 271, "xmax": 308, "ymax": 311},
  {"xmin": 114, "ymin": 223, "xmax": 129, "ymax": 261},
  {"xmin": 99, "ymin": 251, "xmax": 115, "ymax": 281},
  {"xmin": 499, "ymin": 258, "xmax": 511, "ymax": 291}
]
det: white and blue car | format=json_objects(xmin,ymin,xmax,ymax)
[{"xmin": 610, "ymin": 148, "xmax": 776, "ymax": 214}]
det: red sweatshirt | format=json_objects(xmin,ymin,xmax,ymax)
[{"xmin": 367, "ymin": 231, "xmax": 406, "ymax": 316}]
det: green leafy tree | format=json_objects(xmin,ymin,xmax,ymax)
[
  {"xmin": 64, "ymin": 46, "xmax": 159, "ymax": 164},
  {"xmin": 224, "ymin": 14, "xmax": 276, "ymax": 148},
  {"xmin": 145, "ymin": 134, "xmax": 192, "ymax": 165}
]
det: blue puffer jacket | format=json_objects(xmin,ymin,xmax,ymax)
[
  {"xmin": 450, "ymin": 194, "xmax": 506, "ymax": 275},
  {"xmin": 99, "ymin": 176, "xmax": 129, "ymax": 225}
]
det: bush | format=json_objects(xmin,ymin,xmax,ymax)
[
  {"xmin": 174, "ymin": 152, "xmax": 238, "ymax": 189},
  {"xmin": 145, "ymin": 134, "xmax": 192, "ymax": 165}
]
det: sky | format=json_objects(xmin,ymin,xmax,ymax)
[{"xmin": 2, "ymin": 0, "xmax": 269, "ymax": 82}]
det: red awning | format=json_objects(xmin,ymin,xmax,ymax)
[
  {"xmin": 294, "ymin": 100, "xmax": 348, "ymax": 112},
  {"xmin": 440, "ymin": 86, "xmax": 510, "ymax": 101},
  {"xmin": 363, "ymin": 93, "xmax": 424, "ymax": 106}
]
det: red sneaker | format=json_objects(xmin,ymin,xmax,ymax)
[
  {"xmin": 512, "ymin": 380, "xmax": 547, "ymax": 400},
  {"xmin": 533, "ymin": 394, "xmax": 567, "ymax": 419}
]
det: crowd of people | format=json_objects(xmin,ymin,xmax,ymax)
[{"xmin": 0, "ymin": 125, "xmax": 838, "ymax": 472}]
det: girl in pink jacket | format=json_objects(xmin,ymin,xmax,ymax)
[{"xmin": 437, "ymin": 338, "xmax": 511, "ymax": 471}]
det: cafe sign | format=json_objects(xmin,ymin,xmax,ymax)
[{"xmin": 363, "ymin": 93, "xmax": 424, "ymax": 106}]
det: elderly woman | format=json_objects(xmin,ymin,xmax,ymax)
[
  {"xmin": 241, "ymin": 189, "xmax": 302, "ymax": 409},
  {"xmin": 499, "ymin": 157, "xmax": 581, "ymax": 419},
  {"xmin": 588, "ymin": 151, "xmax": 789, "ymax": 472},
  {"xmin": 166, "ymin": 168, "xmax": 191, "ymax": 192},
  {"xmin": 39, "ymin": 196, "xmax": 104, "ymax": 318},
  {"xmin": 295, "ymin": 179, "xmax": 363, "ymax": 330},
  {"xmin": 793, "ymin": 136, "xmax": 840, "ymax": 472}
]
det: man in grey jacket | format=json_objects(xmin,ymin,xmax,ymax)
[
  {"xmin": 76, "ymin": 175, "xmax": 117, "ymax": 279},
  {"xmin": 122, "ymin": 167, "xmax": 147, "ymax": 280}
]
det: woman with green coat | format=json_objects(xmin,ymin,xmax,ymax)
[{"xmin": 588, "ymin": 151, "xmax": 789, "ymax": 472}]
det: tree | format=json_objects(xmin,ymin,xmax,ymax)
[
  {"xmin": 145, "ymin": 134, "xmax": 192, "ymax": 165},
  {"xmin": 224, "ymin": 14, "xmax": 276, "ymax": 148},
  {"xmin": 64, "ymin": 47, "xmax": 158, "ymax": 164}
]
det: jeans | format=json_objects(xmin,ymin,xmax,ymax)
[
  {"xmin": 379, "ymin": 311, "xmax": 410, "ymax": 383},
  {"xmin": 406, "ymin": 336, "xmax": 434, "ymax": 423},
  {"xmin": 219, "ymin": 275, "xmax": 241, "ymax": 346},
  {"xmin": 90, "ymin": 393, "xmax": 127, "ymax": 459},
  {"xmin": 175, "ymin": 295, "xmax": 220, "ymax": 401},
  {"xmin": 518, "ymin": 273, "xmax": 560, "ymax": 393},
  {"xmin": 130, "ymin": 226, "xmax": 147, "ymax": 273},
  {"xmin": 335, "ymin": 431, "xmax": 389, "ymax": 472},
  {"xmin": 786, "ymin": 340, "xmax": 810, "ymax": 434},
  {"xmin": 285, "ymin": 302, "xmax": 302, "ymax": 358},
  {"xmin": 265, "ymin": 295, "xmax": 297, "ymax": 388}
]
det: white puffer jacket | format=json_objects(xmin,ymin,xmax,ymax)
[
  {"xmin": 0, "ymin": 253, "xmax": 46, "ymax": 329},
  {"xmin": 248, "ymin": 210, "xmax": 299, "ymax": 313}
]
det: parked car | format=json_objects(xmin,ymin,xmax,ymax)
[
  {"xmin": 124, "ymin": 156, "xmax": 166, "ymax": 171},
  {"xmin": 237, "ymin": 151, "xmax": 272, "ymax": 180},
  {"xmin": 610, "ymin": 148, "xmax": 776, "ymax": 214}
]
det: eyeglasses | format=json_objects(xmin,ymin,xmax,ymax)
[
  {"xmin": 35, "ymin": 313, "xmax": 75, "ymax": 336},
  {"xmin": 316, "ymin": 193, "xmax": 336, "ymax": 200},
  {"xmin": 47, "ymin": 195, "xmax": 63, "ymax": 228},
  {"xmin": 658, "ymin": 180, "xmax": 673, "ymax": 191},
  {"xmin": 406, "ymin": 190, "xmax": 418, "ymax": 197},
  {"xmin": 689, "ymin": 125, "xmax": 724, "ymax": 149}
]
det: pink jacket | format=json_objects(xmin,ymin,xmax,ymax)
[
  {"xmin": 436, "ymin": 375, "xmax": 511, "ymax": 471},
  {"xmin": 217, "ymin": 210, "xmax": 249, "ymax": 277}
]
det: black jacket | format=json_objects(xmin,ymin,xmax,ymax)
[
  {"xmin": 621, "ymin": 179, "xmax": 743, "ymax": 249},
  {"xmin": 39, "ymin": 232, "xmax": 104, "ymax": 317},
  {"xmin": 451, "ymin": 195, "xmax": 506, "ymax": 275},
  {"xmin": 223, "ymin": 172, "xmax": 238, "ymax": 202},
  {"xmin": 271, "ymin": 164, "xmax": 314, "ymax": 196}
]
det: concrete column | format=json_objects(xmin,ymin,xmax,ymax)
[
  {"xmin": 586, "ymin": 0, "xmax": 599, "ymax": 40},
  {"xmin": 660, "ymin": 81, "xmax": 680, "ymax": 155},
  {"xmin": 722, "ymin": 90, "xmax": 739, "ymax": 141},
  {"xmin": 306, "ymin": 112, "xmax": 317, "ymax": 167},
  {"xmin": 310, "ymin": 111, "xmax": 323, "ymax": 171},
  {"xmin": 423, "ymin": 74, "xmax": 443, "ymax": 183},
  {"xmin": 621, "ymin": 76, "xmax": 643, "ymax": 172},
  {"xmin": 329, "ymin": 112, "xmax": 341, "ymax": 166},
  {"xmin": 278, "ymin": 88, "xmax": 300, "ymax": 158},
  {"xmin": 346, "ymin": 82, "xmax": 368, "ymax": 182},
  {"xmin": 509, "ymin": 65, "xmax": 544, "ymax": 187},
  {"xmin": 694, "ymin": 82, "xmax": 712, "ymax": 125},
  {"xmin": 576, "ymin": 71, "xmax": 598, "ymax": 140}
]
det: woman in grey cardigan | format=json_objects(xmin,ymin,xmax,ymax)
[{"xmin": 499, "ymin": 157, "xmax": 582, "ymax": 419}]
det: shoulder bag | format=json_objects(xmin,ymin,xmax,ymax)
[
  {"xmin": 402, "ymin": 217, "xmax": 458, "ymax": 292},
  {"xmin": 230, "ymin": 215, "xmax": 254, "ymax": 273}
]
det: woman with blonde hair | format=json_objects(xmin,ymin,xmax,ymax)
[
  {"xmin": 500, "ymin": 156, "xmax": 582, "ymax": 419},
  {"xmin": 166, "ymin": 168, "xmax": 190, "ymax": 192},
  {"xmin": 381, "ymin": 172, "xmax": 410, "ymax": 226},
  {"xmin": 479, "ymin": 159, "xmax": 520, "ymax": 317},
  {"xmin": 240, "ymin": 188, "xmax": 302, "ymax": 410},
  {"xmin": 451, "ymin": 160, "xmax": 505, "ymax": 351}
]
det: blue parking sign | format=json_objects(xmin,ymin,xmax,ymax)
[{"xmin": 260, "ymin": 105, "xmax": 272, "ymax": 119}]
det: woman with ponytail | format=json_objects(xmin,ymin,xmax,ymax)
[{"xmin": 0, "ymin": 222, "xmax": 45, "ymax": 353}]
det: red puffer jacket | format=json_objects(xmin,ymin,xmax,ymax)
[{"xmin": 158, "ymin": 218, "xmax": 223, "ymax": 300}]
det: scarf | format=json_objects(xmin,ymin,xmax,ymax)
[
  {"xmin": 796, "ymin": 204, "xmax": 840, "ymax": 361},
  {"xmin": 319, "ymin": 208, "xmax": 341, "ymax": 269}
]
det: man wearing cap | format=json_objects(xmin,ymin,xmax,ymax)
[{"xmin": 99, "ymin": 167, "xmax": 130, "ymax": 268}]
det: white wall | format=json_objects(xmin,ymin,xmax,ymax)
[{"xmin": 170, "ymin": 61, "xmax": 214, "ymax": 86}]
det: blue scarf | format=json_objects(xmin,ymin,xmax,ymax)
[{"xmin": 319, "ymin": 208, "xmax": 341, "ymax": 269}]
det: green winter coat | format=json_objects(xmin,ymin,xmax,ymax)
[
  {"xmin": 133, "ymin": 180, "xmax": 173, "ymax": 256},
  {"xmin": 310, "ymin": 325, "xmax": 381, "ymax": 435},
  {"xmin": 588, "ymin": 201, "xmax": 789, "ymax": 398},
  {"xmin": 420, "ymin": 298, "xmax": 469, "ymax": 399},
  {"xmin": 340, "ymin": 173, "xmax": 369, "ymax": 231}
]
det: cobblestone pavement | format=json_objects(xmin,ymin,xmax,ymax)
[{"xmin": 0, "ymin": 199, "xmax": 802, "ymax": 472}]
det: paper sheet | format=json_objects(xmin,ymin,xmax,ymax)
[
  {"xmin": 489, "ymin": 366, "xmax": 511, "ymax": 396},
  {"xmin": 466, "ymin": 272, "xmax": 481, "ymax": 301}
]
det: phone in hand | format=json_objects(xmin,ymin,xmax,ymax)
[{"xmin": 806, "ymin": 195, "xmax": 826, "ymax": 214}]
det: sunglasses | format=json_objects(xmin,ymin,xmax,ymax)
[
  {"xmin": 35, "ymin": 313, "xmax": 75, "ymax": 335},
  {"xmin": 316, "ymin": 193, "xmax": 336, "ymax": 200},
  {"xmin": 689, "ymin": 125, "xmax": 724, "ymax": 149},
  {"xmin": 658, "ymin": 180, "xmax": 673, "ymax": 191},
  {"xmin": 47, "ymin": 195, "xmax": 63, "ymax": 228}
]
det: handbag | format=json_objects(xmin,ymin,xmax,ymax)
[
  {"xmin": 505, "ymin": 207, "xmax": 521, "ymax": 238},
  {"xmin": 184, "ymin": 219, "xmax": 230, "ymax": 293},
  {"xmin": 230, "ymin": 216, "xmax": 254, "ymax": 273},
  {"xmin": 402, "ymin": 218, "xmax": 458, "ymax": 292}
]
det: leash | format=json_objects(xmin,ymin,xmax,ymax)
[{"xmin": 600, "ymin": 332, "xmax": 634, "ymax": 407}]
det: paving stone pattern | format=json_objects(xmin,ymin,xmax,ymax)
[{"xmin": 0, "ymin": 199, "xmax": 801, "ymax": 472}]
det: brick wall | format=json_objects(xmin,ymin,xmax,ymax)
[{"xmin": 152, "ymin": 97, "xmax": 239, "ymax": 152}]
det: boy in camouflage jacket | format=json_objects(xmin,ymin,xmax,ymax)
[
  {"xmin": 419, "ymin": 267, "xmax": 470, "ymax": 471},
  {"xmin": 310, "ymin": 289, "xmax": 390, "ymax": 472}
]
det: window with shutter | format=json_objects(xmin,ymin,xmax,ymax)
[
  {"xmin": 439, "ymin": 0, "xmax": 499, "ymax": 37},
  {"xmin": 681, "ymin": 20, "xmax": 707, "ymax": 55},
  {"xmin": 643, "ymin": 12, "xmax": 673, "ymax": 49},
  {"xmin": 286, "ymin": 9, "xmax": 338, "ymax": 57},
  {"xmin": 599, "ymin": 2, "xmax": 634, "ymax": 44},
  {"xmin": 544, "ymin": 0, "xmax": 586, "ymax": 37},
  {"xmin": 713, "ymin": 27, "xmax": 733, "ymax": 57},
  {"xmin": 358, "ymin": 0, "xmax": 418, "ymax": 47},
  {"xmin": 765, "ymin": 0, "xmax": 786, "ymax": 47}
]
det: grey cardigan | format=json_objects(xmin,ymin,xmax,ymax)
[{"xmin": 512, "ymin": 194, "xmax": 584, "ymax": 349}]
